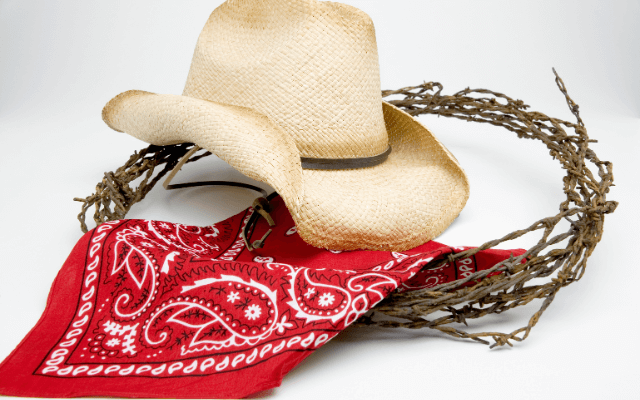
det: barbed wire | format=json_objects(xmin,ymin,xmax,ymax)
[{"xmin": 74, "ymin": 70, "xmax": 616, "ymax": 348}]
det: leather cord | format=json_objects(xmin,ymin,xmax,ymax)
[
  {"xmin": 163, "ymin": 144, "xmax": 393, "ymax": 251},
  {"xmin": 240, "ymin": 192, "xmax": 280, "ymax": 251},
  {"xmin": 163, "ymin": 148, "xmax": 278, "ymax": 251},
  {"xmin": 166, "ymin": 181, "xmax": 268, "ymax": 198}
]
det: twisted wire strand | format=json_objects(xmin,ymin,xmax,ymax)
[{"xmin": 74, "ymin": 70, "xmax": 617, "ymax": 348}]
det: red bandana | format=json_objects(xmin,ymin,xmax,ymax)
[{"xmin": 0, "ymin": 197, "xmax": 523, "ymax": 398}]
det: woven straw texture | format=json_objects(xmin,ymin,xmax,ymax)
[{"xmin": 102, "ymin": 0, "xmax": 470, "ymax": 251}]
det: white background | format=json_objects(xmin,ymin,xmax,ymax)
[{"xmin": 0, "ymin": 1, "xmax": 638, "ymax": 398}]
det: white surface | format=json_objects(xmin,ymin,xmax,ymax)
[{"xmin": 0, "ymin": 1, "xmax": 638, "ymax": 399}]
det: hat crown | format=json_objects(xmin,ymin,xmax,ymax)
[{"xmin": 182, "ymin": 0, "xmax": 389, "ymax": 159}]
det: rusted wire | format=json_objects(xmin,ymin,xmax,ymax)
[{"xmin": 75, "ymin": 70, "xmax": 616, "ymax": 348}]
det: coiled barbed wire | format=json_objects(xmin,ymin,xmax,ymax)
[{"xmin": 75, "ymin": 70, "xmax": 617, "ymax": 348}]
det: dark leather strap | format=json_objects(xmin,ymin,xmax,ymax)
[
  {"xmin": 166, "ymin": 179, "xmax": 278, "ymax": 252},
  {"xmin": 301, "ymin": 146, "xmax": 392, "ymax": 170},
  {"xmin": 241, "ymin": 192, "xmax": 279, "ymax": 251},
  {"xmin": 165, "ymin": 146, "xmax": 394, "ymax": 251}
]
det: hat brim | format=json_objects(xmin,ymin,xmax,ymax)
[{"xmin": 103, "ymin": 91, "xmax": 469, "ymax": 251}]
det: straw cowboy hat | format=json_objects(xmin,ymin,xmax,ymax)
[{"xmin": 102, "ymin": 0, "xmax": 470, "ymax": 251}]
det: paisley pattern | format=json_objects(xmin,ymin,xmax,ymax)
[
  {"xmin": 24, "ymin": 197, "xmax": 522, "ymax": 386},
  {"xmin": 37, "ymin": 216, "xmax": 427, "ymax": 378}
]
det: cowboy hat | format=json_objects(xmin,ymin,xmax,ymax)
[{"xmin": 102, "ymin": 0, "xmax": 469, "ymax": 251}]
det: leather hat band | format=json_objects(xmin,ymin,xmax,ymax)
[{"xmin": 300, "ymin": 146, "xmax": 392, "ymax": 170}]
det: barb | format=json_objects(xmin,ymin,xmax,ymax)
[{"xmin": 75, "ymin": 71, "xmax": 616, "ymax": 349}]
